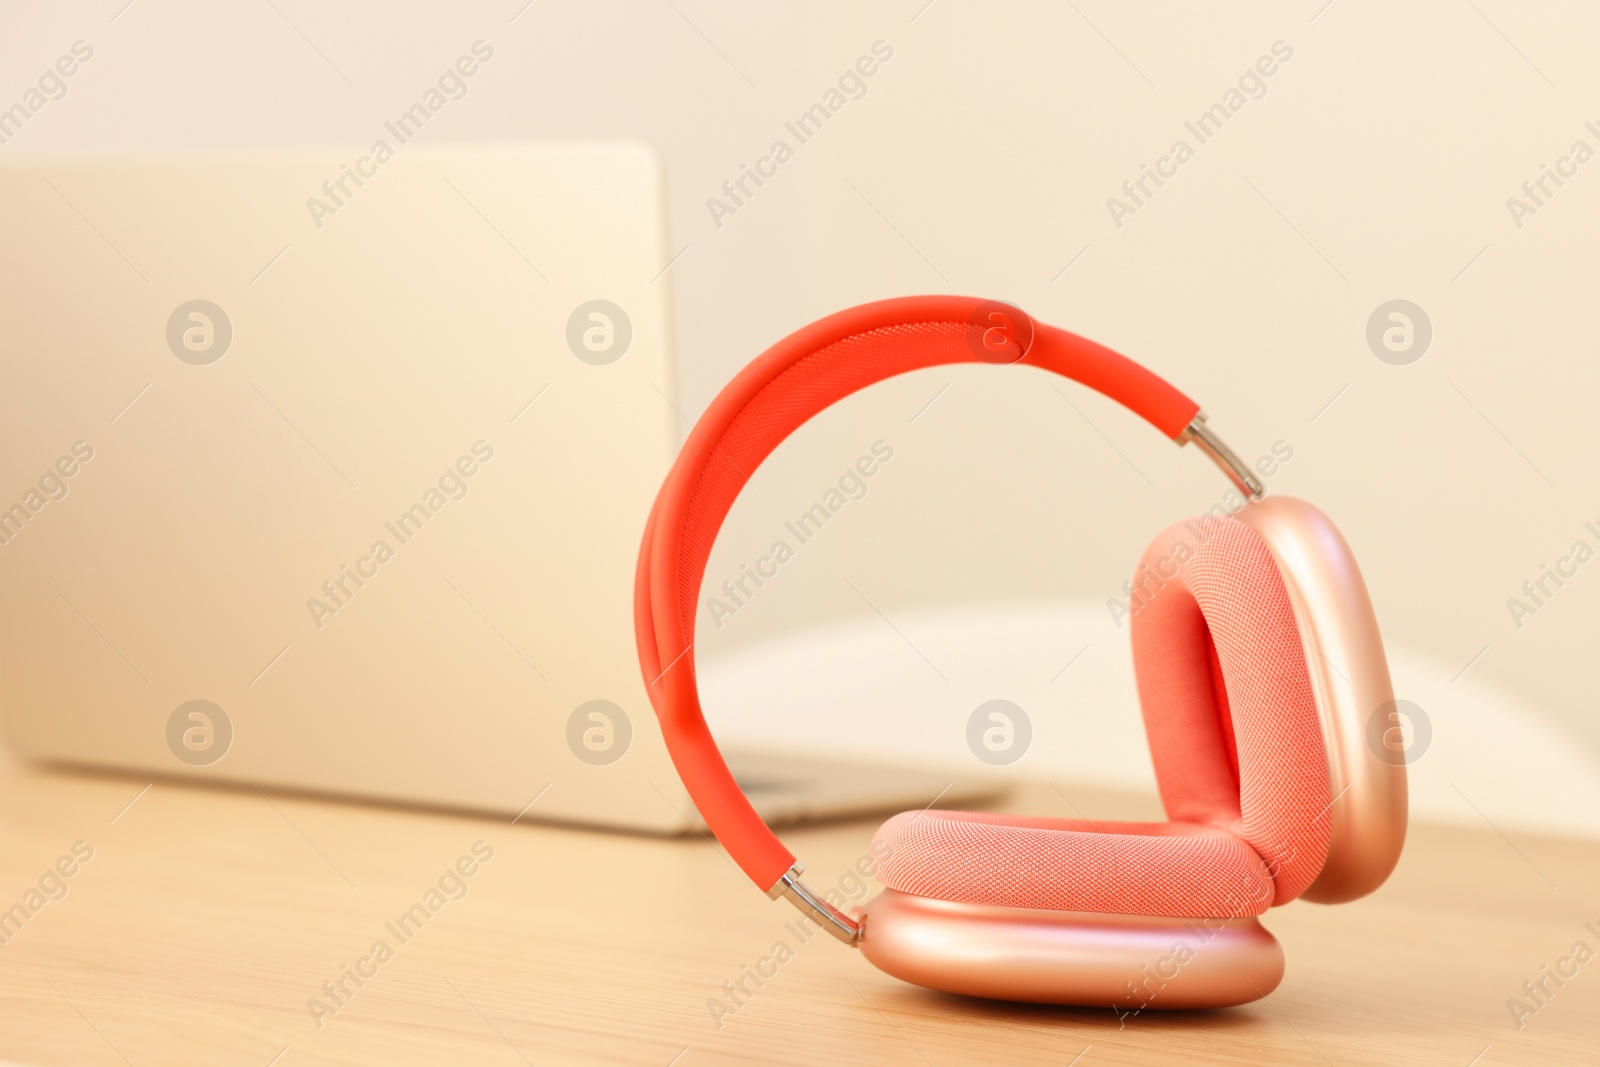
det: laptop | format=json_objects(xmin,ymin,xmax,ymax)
[{"xmin": 0, "ymin": 143, "xmax": 991, "ymax": 832}]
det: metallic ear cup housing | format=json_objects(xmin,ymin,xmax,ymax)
[
  {"xmin": 857, "ymin": 890, "xmax": 1285, "ymax": 1009},
  {"xmin": 1234, "ymin": 496, "xmax": 1406, "ymax": 903}
]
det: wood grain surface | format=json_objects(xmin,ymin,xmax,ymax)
[{"xmin": 0, "ymin": 763, "xmax": 1594, "ymax": 1066}]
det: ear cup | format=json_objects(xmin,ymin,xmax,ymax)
[
  {"xmin": 1130, "ymin": 515, "xmax": 1331, "ymax": 905},
  {"xmin": 872, "ymin": 810, "xmax": 1275, "ymax": 917}
]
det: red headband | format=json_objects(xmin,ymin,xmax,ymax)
[{"xmin": 635, "ymin": 295, "xmax": 1252, "ymax": 929}]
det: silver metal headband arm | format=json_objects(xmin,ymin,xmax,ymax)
[
  {"xmin": 767, "ymin": 865, "xmax": 861, "ymax": 945},
  {"xmin": 1180, "ymin": 414, "xmax": 1264, "ymax": 500}
]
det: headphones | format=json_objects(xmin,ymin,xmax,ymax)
[{"xmin": 635, "ymin": 295, "xmax": 1406, "ymax": 1010}]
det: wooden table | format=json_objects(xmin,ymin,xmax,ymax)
[{"xmin": 0, "ymin": 759, "xmax": 1594, "ymax": 1066}]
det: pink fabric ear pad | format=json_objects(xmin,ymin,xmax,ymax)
[
  {"xmin": 1130, "ymin": 515, "xmax": 1331, "ymax": 906},
  {"xmin": 873, "ymin": 810, "xmax": 1278, "ymax": 917},
  {"xmin": 871, "ymin": 515, "xmax": 1330, "ymax": 918}
]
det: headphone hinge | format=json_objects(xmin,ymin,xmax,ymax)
[{"xmin": 767, "ymin": 865, "xmax": 862, "ymax": 946}]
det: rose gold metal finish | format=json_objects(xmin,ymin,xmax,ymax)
[
  {"xmin": 857, "ymin": 890, "xmax": 1284, "ymax": 1008},
  {"xmin": 1235, "ymin": 495, "xmax": 1407, "ymax": 903}
]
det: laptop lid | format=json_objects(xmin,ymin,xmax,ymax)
[{"xmin": 0, "ymin": 142, "xmax": 692, "ymax": 830}]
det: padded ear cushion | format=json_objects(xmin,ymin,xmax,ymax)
[
  {"xmin": 872, "ymin": 810, "xmax": 1275, "ymax": 918},
  {"xmin": 1130, "ymin": 515, "xmax": 1331, "ymax": 905},
  {"xmin": 873, "ymin": 517, "xmax": 1329, "ymax": 919}
]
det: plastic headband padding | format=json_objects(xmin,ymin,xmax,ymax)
[{"xmin": 635, "ymin": 295, "xmax": 1201, "ymax": 890}]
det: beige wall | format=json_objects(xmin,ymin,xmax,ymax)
[{"xmin": 5, "ymin": 2, "xmax": 1598, "ymax": 819}]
